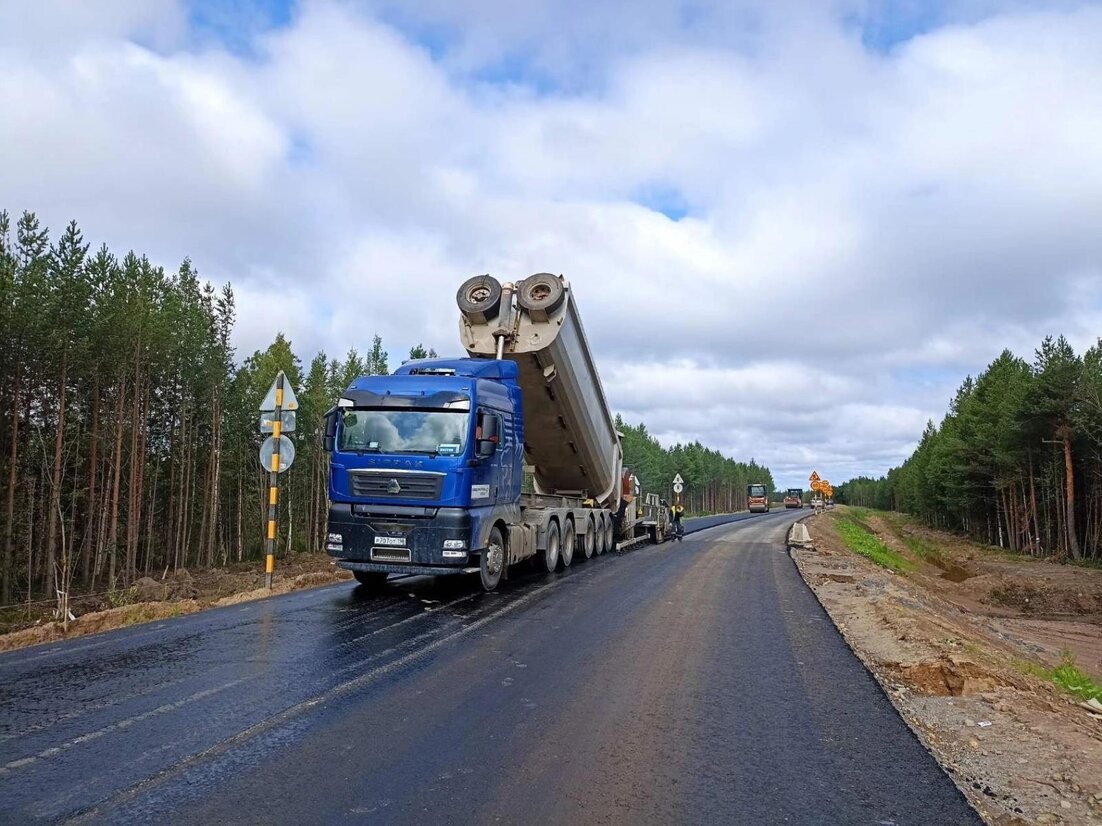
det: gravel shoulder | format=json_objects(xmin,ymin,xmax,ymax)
[
  {"xmin": 0, "ymin": 554, "xmax": 352, "ymax": 652},
  {"xmin": 793, "ymin": 509, "xmax": 1102, "ymax": 826}
]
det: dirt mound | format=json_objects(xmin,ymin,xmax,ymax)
[
  {"xmin": 131, "ymin": 573, "xmax": 198, "ymax": 602},
  {"xmin": 0, "ymin": 601, "xmax": 202, "ymax": 653},
  {"xmin": 892, "ymin": 657, "xmax": 1013, "ymax": 697},
  {"xmin": 985, "ymin": 580, "xmax": 1102, "ymax": 616},
  {"xmin": 289, "ymin": 571, "xmax": 343, "ymax": 591}
]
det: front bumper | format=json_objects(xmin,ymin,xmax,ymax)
[
  {"xmin": 337, "ymin": 560, "xmax": 479, "ymax": 577},
  {"xmin": 326, "ymin": 503, "xmax": 473, "ymax": 569}
]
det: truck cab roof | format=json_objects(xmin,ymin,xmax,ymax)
[
  {"xmin": 394, "ymin": 357, "xmax": 518, "ymax": 380},
  {"xmin": 342, "ymin": 358, "xmax": 517, "ymax": 411}
]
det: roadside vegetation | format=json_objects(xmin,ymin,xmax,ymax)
[
  {"xmin": 1050, "ymin": 657, "xmax": 1102, "ymax": 703},
  {"xmin": 834, "ymin": 508, "xmax": 913, "ymax": 572},
  {"xmin": 0, "ymin": 208, "xmax": 773, "ymax": 629},
  {"xmin": 837, "ymin": 338, "xmax": 1102, "ymax": 564}
]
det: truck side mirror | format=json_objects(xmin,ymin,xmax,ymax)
[
  {"xmin": 323, "ymin": 407, "xmax": 338, "ymax": 452},
  {"xmin": 476, "ymin": 411, "xmax": 500, "ymax": 459}
]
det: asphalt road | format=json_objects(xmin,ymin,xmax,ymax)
[{"xmin": 0, "ymin": 510, "xmax": 980, "ymax": 825}]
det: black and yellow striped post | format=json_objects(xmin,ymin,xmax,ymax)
[{"xmin": 264, "ymin": 372, "xmax": 284, "ymax": 589}]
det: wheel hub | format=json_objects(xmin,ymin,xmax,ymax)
[{"xmin": 486, "ymin": 542, "xmax": 503, "ymax": 576}]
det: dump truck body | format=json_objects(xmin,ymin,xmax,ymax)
[{"xmin": 458, "ymin": 274, "xmax": 622, "ymax": 507}]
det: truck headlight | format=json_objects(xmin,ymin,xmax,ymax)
[
  {"xmin": 443, "ymin": 539, "xmax": 466, "ymax": 550},
  {"xmin": 328, "ymin": 533, "xmax": 343, "ymax": 545}
]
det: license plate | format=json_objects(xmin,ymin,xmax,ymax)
[{"xmin": 375, "ymin": 536, "xmax": 406, "ymax": 547}]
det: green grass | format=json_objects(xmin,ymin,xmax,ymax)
[
  {"xmin": 1069, "ymin": 556, "xmax": 1102, "ymax": 571},
  {"xmin": 1051, "ymin": 656, "xmax": 1102, "ymax": 703},
  {"xmin": 878, "ymin": 511, "xmax": 946, "ymax": 563},
  {"xmin": 835, "ymin": 514, "xmax": 914, "ymax": 572},
  {"xmin": 1013, "ymin": 654, "xmax": 1102, "ymax": 703}
]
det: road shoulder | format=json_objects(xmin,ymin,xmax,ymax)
[{"xmin": 792, "ymin": 511, "xmax": 1102, "ymax": 826}]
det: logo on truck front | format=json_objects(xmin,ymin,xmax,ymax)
[{"xmin": 387, "ymin": 479, "xmax": 402, "ymax": 494}]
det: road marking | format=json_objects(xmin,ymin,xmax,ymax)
[
  {"xmin": 65, "ymin": 577, "xmax": 573, "ymax": 822},
  {"xmin": 0, "ymin": 678, "xmax": 251, "ymax": 777},
  {"xmin": 0, "ymin": 673, "xmax": 194, "ymax": 745}
]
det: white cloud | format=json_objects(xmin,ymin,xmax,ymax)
[{"xmin": 2, "ymin": 0, "xmax": 1102, "ymax": 487}]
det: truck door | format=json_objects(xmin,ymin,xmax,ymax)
[{"xmin": 471, "ymin": 409, "xmax": 504, "ymax": 507}]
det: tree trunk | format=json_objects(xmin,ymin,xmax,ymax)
[
  {"xmin": 82, "ymin": 381, "xmax": 101, "ymax": 584},
  {"xmin": 45, "ymin": 351, "xmax": 68, "ymax": 597},
  {"xmin": 1062, "ymin": 428, "xmax": 1081, "ymax": 560},
  {"xmin": 3, "ymin": 367, "xmax": 20, "ymax": 604},
  {"xmin": 108, "ymin": 378, "xmax": 126, "ymax": 589},
  {"xmin": 236, "ymin": 471, "xmax": 244, "ymax": 562}
]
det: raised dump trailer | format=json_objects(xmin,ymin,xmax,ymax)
[
  {"xmin": 784, "ymin": 488, "xmax": 803, "ymax": 509},
  {"xmin": 324, "ymin": 273, "xmax": 661, "ymax": 592},
  {"xmin": 747, "ymin": 483, "xmax": 770, "ymax": 513}
]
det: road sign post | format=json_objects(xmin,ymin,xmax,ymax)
[{"xmin": 259, "ymin": 371, "xmax": 297, "ymax": 589}]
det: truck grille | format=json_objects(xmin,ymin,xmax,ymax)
[
  {"xmin": 350, "ymin": 471, "xmax": 443, "ymax": 500},
  {"xmin": 370, "ymin": 547, "xmax": 412, "ymax": 563}
]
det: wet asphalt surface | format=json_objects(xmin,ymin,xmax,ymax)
[{"xmin": 0, "ymin": 510, "xmax": 980, "ymax": 825}]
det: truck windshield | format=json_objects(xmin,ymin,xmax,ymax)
[
  {"xmin": 749, "ymin": 485, "xmax": 767, "ymax": 497},
  {"xmin": 339, "ymin": 408, "xmax": 469, "ymax": 456}
]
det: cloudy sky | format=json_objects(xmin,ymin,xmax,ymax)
[{"xmin": 3, "ymin": 0, "xmax": 1101, "ymax": 489}]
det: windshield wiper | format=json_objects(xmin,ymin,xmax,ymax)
[{"xmin": 391, "ymin": 448, "xmax": 441, "ymax": 458}]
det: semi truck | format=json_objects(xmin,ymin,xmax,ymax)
[
  {"xmin": 747, "ymin": 483, "xmax": 770, "ymax": 513},
  {"xmin": 323, "ymin": 273, "xmax": 667, "ymax": 592},
  {"xmin": 783, "ymin": 488, "xmax": 803, "ymax": 509}
]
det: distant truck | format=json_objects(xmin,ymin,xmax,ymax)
[
  {"xmin": 324, "ymin": 273, "xmax": 668, "ymax": 592},
  {"xmin": 783, "ymin": 488, "xmax": 803, "ymax": 509},
  {"xmin": 747, "ymin": 483, "xmax": 770, "ymax": 513}
]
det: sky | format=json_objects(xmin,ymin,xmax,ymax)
[{"xmin": 2, "ymin": 0, "xmax": 1101, "ymax": 490}]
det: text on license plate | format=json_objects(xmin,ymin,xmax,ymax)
[{"xmin": 374, "ymin": 536, "xmax": 407, "ymax": 547}]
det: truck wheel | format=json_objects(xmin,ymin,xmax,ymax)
[
  {"xmin": 353, "ymin": 571, "xmax": 388, "ymax": 592},
  {"xmin": 538, "ymin": 521, "xmax": 560, "ymax": 573},
  {"xmin": 480, "ymin": 527, "xmax": 506, "ymax": 592},
  {"xmin": 594, "ymin": 514, "xmax": 607, "ymax": 555},
  {"xmin": 604, "ymin": 517, "xmax": 615, "ymax": 554},
  {"xmin": 558, "ymin": 517, "xmax": 575, "ymax": 569},
  {"xmin": 580, "ymin": 517, "xmax": 595, "ymax": 560},
  {"xmin": 516, "ymin": 273, "xmax": 565, "ymax": 317},
  {"xmin": 456, "ymin": 274, "xmax": 502, "ymax": 325}
]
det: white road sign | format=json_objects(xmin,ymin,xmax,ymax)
[
  {"xmin": 259, "ymin": 371, "xmax": 299, "ymax": 412},
  {"xmin": 259, "ymin": 411, "xmax": 297, "ymax": 433},
  {"xmin": 259, "ymin": 435, "xmax": 296, "ymax": 473},
  {"xmin": 672, "ymin": 473, "xmax": 684, "ymax": 485},
  {"xmin": 673, "ymin": 482, "xmax": 684, "ymax": 494}
]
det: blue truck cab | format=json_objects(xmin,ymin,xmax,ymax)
[{"xmin": 324, "ymin": 358, "xmax": 524, "ymax": 589}]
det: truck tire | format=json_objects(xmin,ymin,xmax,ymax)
[
  {"xmin": 480, "ymin": 526, "xmax": 506, "ymax": 592},
  {"xmin": 594, "ymin": 513, "xmax": 607, "ymax": 555},
  {"xmin": 604, "ymin": 516, "xmax": 615, "ymax": 554},
  {"xmin": 559, "ymin": 517, "xmax": 575, "ymax": 569},
  {"xmin": 538, "ymin": 520, "xmax": 560, "ymax": 573},
  {"xmin": 456, "ymin": 274, "xmax": 502, "ymax": 325},
  {"xmin": 516, "ymin": 273, "xmax": 565, "ymax": 317},
  {"xmin": 580, "ymin": 517, "xmax": 595, "ymax": 560},
  {"xmin": 353, "ymin": 571, "xmax": 389, "ymax": 592}
]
